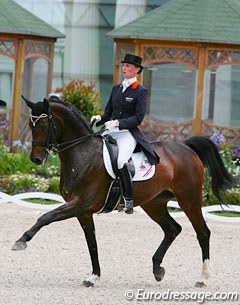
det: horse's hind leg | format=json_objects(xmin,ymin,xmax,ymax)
[
  {"xmin": 179, "ymin": 199, "xmax": 211, "ymax": 287},
  {"xmin": 12, "ymin": 201, "xmax": 78, "ymax": 250},
  {"xmin": 141, "ymin": 199, "xmax": 182, "ymax": 282}
]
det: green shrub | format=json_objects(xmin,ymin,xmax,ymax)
[
  {"xmin": 55, "ymin": 79, "xmax": 102, "ymax": 121},
  {"xmin": 0, "ymin": 151, "xmax": 32, "ymax": 175},
  {"xmin": 48, "ymin": 177, "xmax": 60, "ymax": 194},
  {"xmin": 0, "ymin": 135, "xmax": 61, "ymax": 194},
  {"xmin": 0, "ymin": 137, "xmax": 60, "ymax": 177},
  {"xmin": 202, "ymin": 189, "xmax": 240, "ymax": 206},
  {"xmin": 32, "ymin": 155, "xmax": 60, "ymax": 178}
]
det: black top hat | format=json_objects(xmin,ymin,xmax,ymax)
[
  {"xmin": 121, "ymin": 54, "xmax": 144, "ymax": 72},
  {"xmin": 0, "ymin": 100, "xmax": 6, "ymax": 107}
]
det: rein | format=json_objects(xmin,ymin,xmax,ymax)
[
  {"xmin": 47, "ymin": 132, "xmax": 102, "ymax": 154},
  {"xmin": 30, "ymin": 108, "xmax": 104, "ymax": 155}
]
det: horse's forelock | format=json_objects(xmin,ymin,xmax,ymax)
[{"xmin": 30, "ymin": 101, "xmax": 48, "ymax": 116}]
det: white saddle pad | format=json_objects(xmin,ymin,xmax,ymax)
[{"xmin": 103, "ymin": 141, "xmax": 155, "ymax": 181}]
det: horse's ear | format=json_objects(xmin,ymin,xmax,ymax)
[
  {"xmin": 22, "ymin": 95, "xmax": 34, "ymax": 109},
  {"xmin": 43, "ymin": 98, "xmax": 50, "ymax": 112},
  {"xmin": 43, "ymin": 98, "xmax": 50, "ymax": 108}
]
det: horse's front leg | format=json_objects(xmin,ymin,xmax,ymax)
[
  {"xmin": 77, "ymin": 215, "xmax": 100, "ymax": 287},
  {"xmin": 12, "ymin": 201, "xmax": 78, "ymax": 250}
]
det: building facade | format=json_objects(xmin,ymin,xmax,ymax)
[
  {"xmin": 13, "ymin": 0, "xmax": 167, "ymax": 106},
  {"xmin": 1, "ymin": 0, "xmax": 239, "ymax": 143},
  {"xmin": 109, "ymin": 0, "xmax": 240, "ymax": 142}
]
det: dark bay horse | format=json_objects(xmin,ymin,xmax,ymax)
[{"xmin": 12, "ymin": 97, "xmax": 237, "ymax": 287}]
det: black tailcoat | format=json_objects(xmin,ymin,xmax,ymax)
[{"xmin": 99, "ymin": 82, "xmax": 159, "ymax": 165}]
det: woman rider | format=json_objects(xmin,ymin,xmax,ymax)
[{"xmin": 91, "ymin": 54, "xmax": 159, "ymax": 214}]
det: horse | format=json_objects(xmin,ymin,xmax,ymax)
[{"xmin": 12, "ymin": 96, "xmax": 237, "ymax": 288}]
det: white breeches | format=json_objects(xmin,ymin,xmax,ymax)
[{"xmin": 103, "ymin": 127, "xmax": 137, "ymax": 169}]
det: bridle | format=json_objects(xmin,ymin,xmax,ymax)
[
  {"xmin": 31, "ymin": 104, "xmax": 57, "ymax": 153},
  {"xmin": 30, "ymin": 105, "xmax": 104, "ymax": 155}
]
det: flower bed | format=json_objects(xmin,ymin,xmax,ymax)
[
  {"xmin": 0, "ymin": 135, "xmax": 60, "ymax": 195},
  {"xmin": 202, "ymin": 132, "xmax": 240, "ymax": 206}
]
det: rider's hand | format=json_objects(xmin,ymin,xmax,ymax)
[
  {"xmin": 105, "ymin": 120, "xmax": 119, "ymax": 131},
  {"xmin": 90, "ymin": 115, "xmax": 101, "ymax": 123}
]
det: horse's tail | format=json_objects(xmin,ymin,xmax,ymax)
[{"xmin": 183, "ymin": 136, "xmax": 239, "ymax": 203}]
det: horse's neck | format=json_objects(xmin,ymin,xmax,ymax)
[
  {"xmin": 60, "ymin": 136, "xmax": 102, "ymax": 161},
  {"xmin": 55, "ymin": 105, "xmax": 92, "ymax": 141}
]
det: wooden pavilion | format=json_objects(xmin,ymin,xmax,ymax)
[
  {"xmin": 108, "ymin": 0, "xmax": 240, "ymax": 142},
  {"xmin": 0, "ymin": 0, "xmax": 64, "ymax": 144}
]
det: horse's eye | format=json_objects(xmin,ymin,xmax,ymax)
[
  {"xmin": 39, "ymin": 118, "xmax": 48, "ymax": 126},
  {"xmin": 29, "ymin": 118, "xmax": 48, "ymax": 128}
]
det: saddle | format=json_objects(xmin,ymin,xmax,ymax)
[{"xmin": 98, "ymin": 134, "xmax": 155, "ymax": 213}]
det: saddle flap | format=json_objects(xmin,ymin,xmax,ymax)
[{"xmin": 103, "ymin": 135, "xmax": 119, "ymax": 176}]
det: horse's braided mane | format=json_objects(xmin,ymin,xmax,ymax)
[{"xmin": 49, "ymin": 98, "xmax": 93, "ymax": 133}]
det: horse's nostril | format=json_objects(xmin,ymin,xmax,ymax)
[{"xmin": 30, "ymin": 157, "xmax": 43, "ymax": 165}]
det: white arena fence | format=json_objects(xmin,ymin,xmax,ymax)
[{"xmin": 0, "ymin": 191, "xmax": 240, "ymax": 223}]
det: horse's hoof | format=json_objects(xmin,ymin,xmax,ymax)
[
  {"xmin": 117, "ymin": 206, "xmax": 124, "ymax": 212},
  {"xmin": 11, "ymin": 241, "xmax": 27, "ymax": 251},
  {"xmin": 82, "ymin": 274, "xmax": 100, "ymax": 287},
  {"xmin": 195, "ymin": 281, "xmax": 207, "ymax": 288},
  {"xmin": 153, "ymin": 266, "xmax": 165, "ymax": 282},
  {"xmin": 82, "ymin": 280, "xmax": 94, "ymax": 287},
  {"xmin": 117, "ymin": 203, "xmax": 124, "ymax": 212}
]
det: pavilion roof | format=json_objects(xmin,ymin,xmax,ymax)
[
  {"xmin": 108, "ymin": 0, "xmax": 240, "ymax": 44},
  {"xmin": 0, "ymin": 0, "xmax": 65, "ymax": 39}
]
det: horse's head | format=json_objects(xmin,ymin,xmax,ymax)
[{"xmin": 23, "ymin": 96, "xmax": 57, "ymax": 165}]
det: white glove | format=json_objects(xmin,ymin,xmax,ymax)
[
  {"xmin": 90, "ymin": 115, "xmax": 101, "ymax": 123},
  {"xmin": 105, "ymin": 120, "xmax": 119, "ymax": 130}
]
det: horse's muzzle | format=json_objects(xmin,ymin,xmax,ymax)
[
  {"xmin": 30, "ymin": 156, "xmax": 44, "ymax": 165},
  {"xmin": 30, "ymin": 150, "xmax": 48, "ymax": 165}
]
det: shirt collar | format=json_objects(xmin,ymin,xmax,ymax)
[{"xmin": 122, "ymin": 77, "xmax": 137, "ymax": 86}]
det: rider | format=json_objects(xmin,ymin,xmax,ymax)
[{"xmin": 91, "ymin": 54, "xmax": 159, "ymax": 214}]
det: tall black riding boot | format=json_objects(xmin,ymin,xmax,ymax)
[{"xmin": 118, "ymin": 164, "xmax": 133, "ymax": 214}]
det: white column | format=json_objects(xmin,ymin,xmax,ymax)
[
  {"xmin": 64, "ymin": 0, "xmax": 100, "ymax": 85},
  {"xmin": 214, "ymin": 66, "xmax": 231, "ymax": 125},
  {"xmin": 115, "ymin": 0, "xmax": 147, "ymax": 28}
]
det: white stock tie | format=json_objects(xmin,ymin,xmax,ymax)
[{"xmin": 122, "ymin": 79, "xmax": 132, "ymax": 92}]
